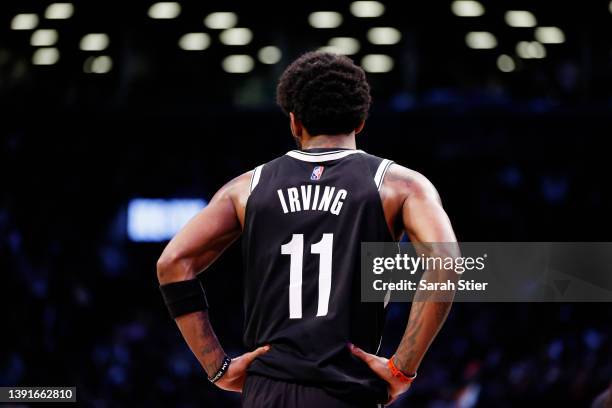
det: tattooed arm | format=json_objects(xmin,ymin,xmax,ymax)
[
  {"xmin": 351, "ymin": 164, "xmax": 458, "ymax": 404},
  {"xmin": 173, "ymin": 310, "xmax": 269, "ymax": 392},
  {"xmin": 157, "ymin": 171, "xmax": 269, "ymax": 392},
  {"xmin": 392, "ymin": 166, "xmax": 458, "ymax": 375},
  {"xmin": 175, "ymin": 311, "xmax": 225, "ymax": 377}
]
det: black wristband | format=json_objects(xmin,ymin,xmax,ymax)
[
  {"xmin": 160, "ymin": 279, "xmax": 209, "ymax": 319},
  {"xmin": 208, "ymin": 355, "xmax": 231, "ymax": 383}
]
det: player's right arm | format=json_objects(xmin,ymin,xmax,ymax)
[{"xmin": 156, "ymin": 171, "xmax": 269, "ymax": 392}]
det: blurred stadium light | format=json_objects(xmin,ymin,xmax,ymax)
[
  {"xmin": 219, "ymin": 28, "xmax": 252, "ymax": 46},
  {"xmin": 516, "ymin": 41, "xmax": 546, "ymax": 59},
  {"xmin": 178, "ymin": 33, "xmax": 211, "ymax": 51},
  {"xmin": 204, "ymin": 12, "xmax": 238, "ymax": 29},
  {"xmin": 327, "ymin": 37, "xmax": 361, "ymax": 55},
  {"xmin": 32, "ymin": 47, "xmax": 59, "ymax": 65},
  {"xmin": 308, "ymin": 11, "xmax": 343, "ymax": 28},
  {"xmin": 367, "ymin": 27, "xmax": 401, "ymax": 45},
  {"xmin": 84, "ymin": 55, "xmax": 113, "ymax": 73},
  {"xmin": 451, "ymin": 0, "xmax": 484, "ymax": 17},
  {"xmin": 535, "ymin": 27, "xmax": 565, "ymax": 44},
  {"xmin": 222, "ymin": 54, "xmax": 255, "ymax": 73},
  {"xmin": 45, "ymin": 3, "xmax": 74, "ymax": 20},
  {"xmin": 3, "ymin": 1, "xmax": 611, "ymax": 111},
  {"xmin": 80, "ymin": 33, "xmax": 109, "ymax": 51},
  {"xmin": 257, "ymin": 46, "xmax": 282, "ymax": 64},
  {"xmin": 11, "ymin": 13, "xmax": 39, "ymax": 30},
  {"xmin": 361, "ymin": 54, "xmax": 393, "ymax": 72},
  {"xmin": 465, "ymin": 31, "xmax": 497, "ymax": 49},
  {"xmin": 147, "ymin": 2, "xmax": 181, "ymax": 19},
  {"xmin": 496, "ymin": 54, "xmax": 515, "ymax": 72},
  {"xmin": 349, "ymin": 1, "xmax": 385, "ymax": 18},
  {"xmin": 127, "ymin": 199, "xmax": 207, "ymax": 242},
  {"xmin": 31, "ymin": 29, "xmax": 58, "ymax": 47},
  {"xmin": 505, "ymin": 10, "xmax": 537, "ymax": 27}
]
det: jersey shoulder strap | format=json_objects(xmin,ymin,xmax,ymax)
[
  {"xmin": 249, "ymin": 164, "xmax": 264, "ymax": 194},
  {"xmin": 247, "ymin": 154, "xmax": 285, "ymax": 195},
  {"xmin": 248, "ymin": 152, "xmax": 304, "ymax": 202},
  {"xmin": 357, "ymin": 152, "xmax": 394, "ymax": 190}
]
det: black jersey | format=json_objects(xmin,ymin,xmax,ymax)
[{"xmin": 241, "ymin": 148, "xmax": 394, "ymax": 405}]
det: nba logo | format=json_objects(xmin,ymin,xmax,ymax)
[{"xmin": 310, "ymin": 165, "xmax": 324, "ymax": 180}]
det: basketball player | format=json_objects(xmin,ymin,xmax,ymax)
[{"xmin": 157, "ymin": 52, "xmax": 457, "ymax": 407}]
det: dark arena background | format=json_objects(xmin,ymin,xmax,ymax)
[{"xmin": 1, "ymin": 0, "xmax": 612, "ymax": 407}]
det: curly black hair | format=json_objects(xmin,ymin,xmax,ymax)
[{"xmin": 276, "ymin": 51, "xmax": 371, "ymax": 136}]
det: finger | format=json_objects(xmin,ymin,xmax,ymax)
[
  {"xmin": 243, "ymin": 344, "xmax": 271, "ymax": 363},
  {"xmin": 349, "ymin": 343, "xmax": 375, "ymax": 364}
]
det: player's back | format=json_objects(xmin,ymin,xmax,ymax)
[{"xmin": 242, "ymin": 148, "xmax": 393, "ymax": 404}]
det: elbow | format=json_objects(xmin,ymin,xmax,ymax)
[
  {"xmin": 156, "ymin": 252, "xmax": 192, "ymax": 284},
  {"xmin": 156, "ymin": 254, "xmax": 175, "ymax": 284}
]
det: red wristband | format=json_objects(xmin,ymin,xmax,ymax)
[{"xmin": 388, "ymin": 355, "xmax": 417, "ymax": 384}]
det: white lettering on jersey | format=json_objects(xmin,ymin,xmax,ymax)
[
  {"xmin": 277, "ymin": 189, "xmax": 289, "ymax": 213},
  {"xmin": 300, "ymin": 185, "xmax": 312, "ymax": 210},
  {"xmin": 330, "ymin": 189, "xmax": 347, "ymax": 215},
  {"xmin": 312, "ymin": 185, "xmax": 320, "ymax": 210},
  {"xmin": 287, "ymin": 187, "xmax": 301, "ymax": 212},
  {"xmin": 277, "ymin": 185, "xmax": 348, "ymax": 216},
  {"xmin": 317, "ymin": 186, "xmax": 336, "ymax": 211}
]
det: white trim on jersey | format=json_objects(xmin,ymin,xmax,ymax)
[
  {"xmin": 285, "ymin": 149, "xmax": 365, "ymax": 163},
  {"xmin": 249, "ymin": 164, "xmax": 264, "ymax": 193},
  {"xmin": 383, "ymin": 288, "xmax": 391, "ymax": 309},
  {"xmin": 374, "ymin": 159, "xmax": 393, "ymax": 190}
]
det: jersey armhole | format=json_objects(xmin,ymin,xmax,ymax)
[
  {"xmin": 374, "ymin": 159, "xmax": 393, "ymax": 190},
  {"xmin": 249, "ymin": 164, "xmax": 264, "ymax": 195}
]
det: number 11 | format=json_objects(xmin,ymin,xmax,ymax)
[{"xmin": 281, "ymin": 233, "xmax": 333, "ymax": 319}]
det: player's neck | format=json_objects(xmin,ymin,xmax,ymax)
[{"xmin": 299, "ymin": 133, "xmax": 356, "ymax": 150}]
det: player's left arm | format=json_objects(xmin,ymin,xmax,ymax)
[
  {"xmin": 157, "ymin": 171, "xmax": 269, "ymax": 392},
  {"xmin": 391, "ymin": 166, "xmax": 459, "ymax": 374},
  {"xmin": 351, "ymin": 164, "xmax": 458, "ymax": 404}
]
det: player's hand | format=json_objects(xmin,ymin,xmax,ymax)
[
  {"xmin": 214, "ymin": 345, "xmax": 271, "ymax": 392},
  {"xmin": 349, "ymin": 344, "xmax": 411, "ymax": 406}
]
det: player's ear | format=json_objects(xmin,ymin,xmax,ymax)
[
  {"xmin": 355, "ymin": 120, "xmax": 365, "ymax": 135},
  {"xmin": 289, "ymin": 112, "xmax": 303, "ymax": 138}
]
